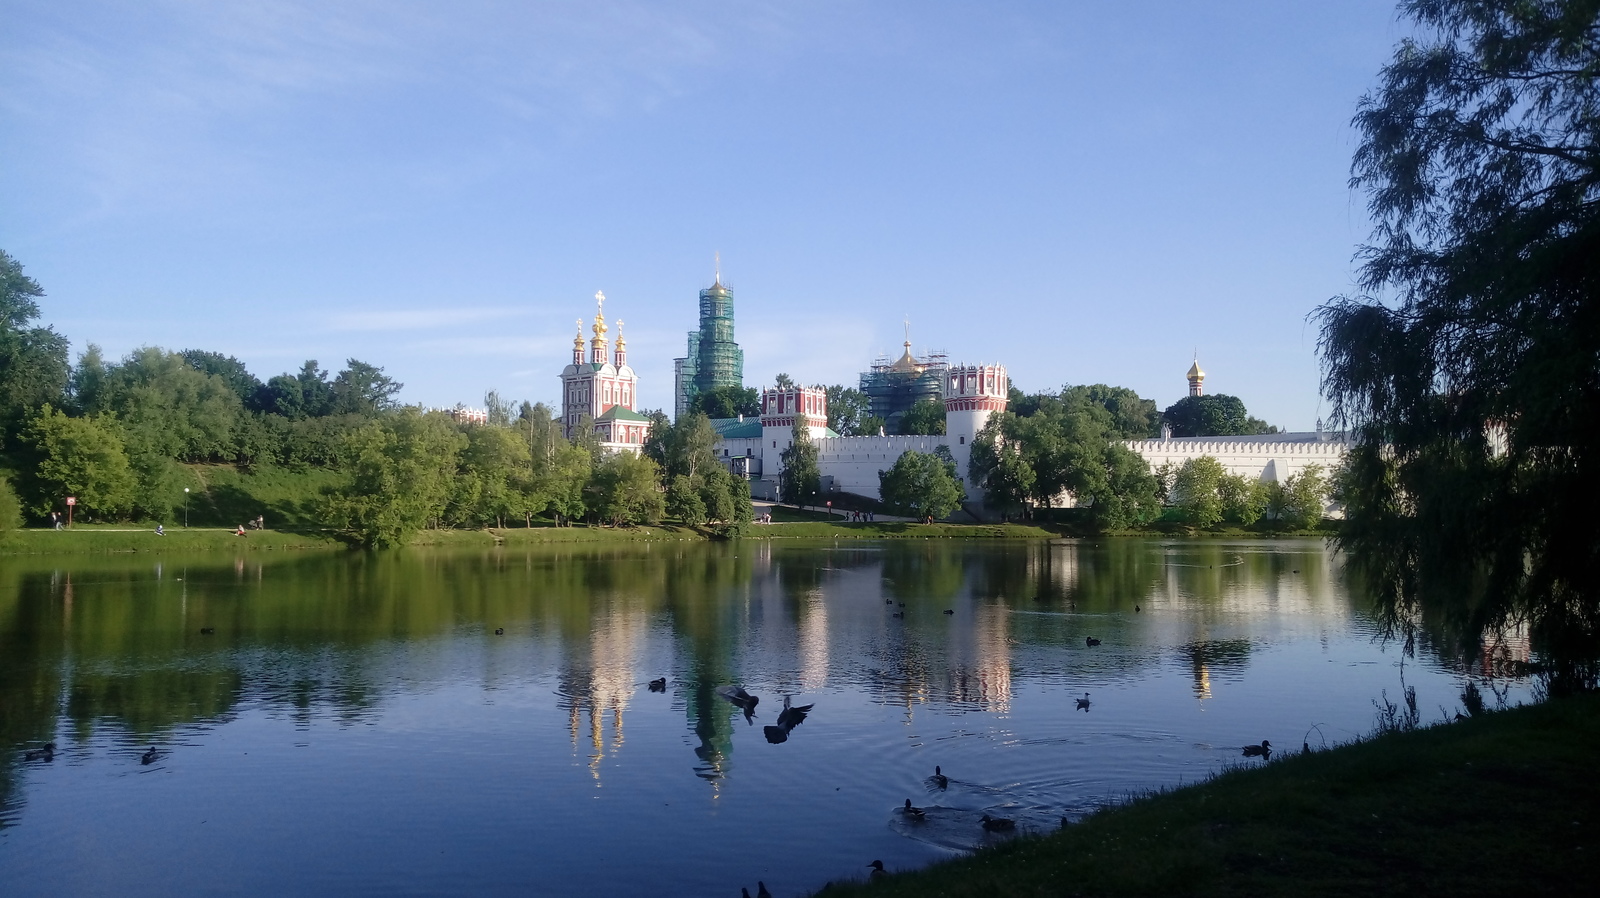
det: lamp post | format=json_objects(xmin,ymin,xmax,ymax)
[{"xmin": 183, "ymin": 488, "xmax": 190, "ymax": 528}]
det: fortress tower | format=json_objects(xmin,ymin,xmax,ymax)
[
  {"xmin": 760, "ymin": 385, "xmax": 829, "ymax": 481},
  {"xmin": 943, "ymin": 364, "xmax": 1010, "ymax": 497}
]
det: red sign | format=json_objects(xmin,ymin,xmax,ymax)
[{"xmin": 65, "ymin": 497, "xmax": 76, "ymax": 506}]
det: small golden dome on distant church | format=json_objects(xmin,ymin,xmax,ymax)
[
  {"xmin": 1187, "ymin": 359, "xmax": 1205, "ymax": 380},
  {"xmin": 890, "ymin": 341, "xmax": 923, "ymax": 374}
]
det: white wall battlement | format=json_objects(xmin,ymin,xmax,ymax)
[{"xmin": 1124, "ymin": 434, "xmax": 1349, "ymax": 483}]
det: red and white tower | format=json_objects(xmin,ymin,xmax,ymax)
[
  {"xmin": 944, "ymin": 364, "xmax": 1009, "ymax": 496},
  {"xmin": 760, "ymin": 385, "xmax": 829, "ymax": 480}
]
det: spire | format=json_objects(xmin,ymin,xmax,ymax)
[
  {"xmin": 591, "ymin": 291, "xmax": 609, "ymax": 365},
  {"xmin": 614, "ymin": 319, "xmax": 627, "ymax": 367},
  {"xmin": 1187, "ymin": 353, "xmax": 1205, "ymax": 396},
  {"xmin": 573, "ymin": 319, "xmax": 586, "ymax": 364},
  {"xmin": 714, "ymin": 251, "xmax": 721, "ymax": 287}
]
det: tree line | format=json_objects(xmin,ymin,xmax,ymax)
[{"xmin": 0, "ymin": 249, "xmax": 750, "ymax": 547}]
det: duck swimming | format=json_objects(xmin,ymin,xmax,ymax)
[
  {"xmin": 1241, "ymin": 740, "xmax": 1272, "ymax": 757},
  {"xmin": 199, "ymin": 627, "xmax": 215, "ymax": 635},
  {"xmin": 25, "ymin": 742, "xmax": 55, "ymax": 762},
  {"xmin": 943, "ymin": 609, "xmax": 954, "ymax": 615},
  {"xmin": 140, "ymin": 746, "xmax": 158, "ymax": 765},
  {"xmin": 980, "ymin": 813, "xmax": 1016, "ymax": 832},
  {"xmin": 868, "ymin": 860, "xmax": 887, "ymax": 879},
  {"xmin": 930, "ymin": 765, "xmax": 948, "ymax": 789},
  {"xmin": 1085, "ymin": 636, "xmax": 1102, "ymax": 647},
  {"xmin": 647, "ymin": 677, "xmax": 667, "ymax": 692},
  {"xmin": 900, "ymin": 799, "xmax": 926, "ymax": 819},
  {"xmin": 494, "ymin": 627, "xmax": 504, "ymax": 636},
  {"xmin": 1075, "ymin": 693, "xmax": 1091, "ymax": 712}
]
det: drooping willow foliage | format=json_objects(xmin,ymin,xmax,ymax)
[{"xmin": 1318, "ymin": 0, "xmax": 1600, "ymax": 689}]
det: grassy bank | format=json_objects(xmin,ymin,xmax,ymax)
[
  {"xmin": 407, "ymin": 523, "xmax": 714, "ymax": 547},
  {"xmin": 819, "ymin": 692, "xmax": 1600, "ymax": 896},
  {"xmin": 754, "ymin": 521, "xmax": 1058, "ymax": 540},
  {"xmin": 0, "ymin": 523, "xmax": 341, "ymax": 554}
]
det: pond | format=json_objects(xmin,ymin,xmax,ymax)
[{"xmin": 0, "ymin": 538, "xmax": 1531, "ymax": 896}]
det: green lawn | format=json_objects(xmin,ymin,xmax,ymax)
[{"xmin": 815, "ymin": 692, "xmax": 1600, "ymax": 896}]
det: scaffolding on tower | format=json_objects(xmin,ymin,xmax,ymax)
[{"xmin": 860, "ymin": 346, "xmax": 948, "ymax": 433}]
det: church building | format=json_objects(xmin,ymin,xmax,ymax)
[
  {"xmin": 673, "ymin": 270, "xmax": 745, "ymax": 420},
  {"xmin": 559, "ymin": 291, "xmax": 650, "ymax": 452}
]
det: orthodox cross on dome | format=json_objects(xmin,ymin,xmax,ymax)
[
  {"xmin": 592, "ymin": 290, "xmax": 608, "ymax": 339},
  {"xmin": 616, "ymin": 319, "xmax": 626, "ymax": 347},
  {"xmin": 714, "ymin": 251, "xmax": 721, "ymax": 285}
]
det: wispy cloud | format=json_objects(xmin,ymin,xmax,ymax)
[{"xmin": 327, "ymin": 306, "xmax": 527, "ymax": 332}]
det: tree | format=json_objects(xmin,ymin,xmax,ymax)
[
  {"xmin": 483, "ymin": 390, "xmax": 516, "ymax": 427},
  {"xmin": 1171, "ymin": 456, "xmax": 1226, "ymax": 527},
  {"xmin": 1267, "ymin": 464, "xmax": 1327, "ymax": 531},
  {"xmin": 879, "ymin": 449, "xmax": 964, "ymax": 520},
  {"xmin": 329, "ymin": 359, "xmax": 402, "ymax": 416},
  {"xmin": 1161, "ymin": 394, "xmax": 1275, "ymax": 437},
  {"xmin": 325, "ymin": 409, "xmax": 465, "ymax": 547},
  {"xmin": 968, "ymin": 416, "xmax": 1036, "ymax": 517},
  {"xmin": 1316, "ymin": 0, "xmax": 1600, "ymax": 678},
  {"xmin": 83, "ymin": 347, "xmax": 246, "ymax": 463},
  {"xmin": 0, "ymin": 250, "xmax": 70, "ymax": 445},
  {"xmin": 691, "ymin": 385, "xmax": 759, "ymax": 419},
  {"xmin": 20, "ymin": 405, "xmax": 136, "ymax": 520},
  {"xmin": 1063, "ymin": 384, "xmax": 1160, "ymax": 439},
  {"xmin": 591, "ymin": 452, "xmax": 665, "ymax": 526},
  {"xmin": 825, "ymin": 385, "xmax": 874, "ymax": 436},
  {"xmin": 453, "ymin": 424, "xmax": 532, "ymax": 528},
  {"xmin": 264, "ymin": 361, "xmax": 333, "ymax": 419},
  {"xmin": 182, "ymin": 350, "xmax": 266, "ymax": 410},
  {"xmin": 779, "ymin": 419, "xmax": 820, "ymax": 507},
  {"xmin": 897, "ymin": 399, "xmax": 946, "ymax": 435},
  {"xmin": 774, "ymin": 372, "xmax": 795, "ymax": 389},
  {"xmin": 1218, "ymin": 472, "xmax": 1268, "ymax": 525}
]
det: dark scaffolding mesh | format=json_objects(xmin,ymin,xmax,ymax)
[{"xmin": 860, "ymin": 348, "xmax": 947, "ymax": 432}]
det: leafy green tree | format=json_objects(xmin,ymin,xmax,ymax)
[
  {"xmin": 182, "ymin": 350, "xmax": 266, "ymax": 410},
  {"xmin": 666, "ymin": 474, "xmax": 707, "ymax": 526},
  {"xmin": 0, "ymin": 250, "xmax": 70, "ymax": 444},
  {"xmin": 591, "ymin": 451, "xmax": 664, "ymax": 526},
  {"xmin": 483, "ymin": 390, "xmax": 516, "ymax": 427},
  {"xmin": 779, "ymin": 419, "xmax": 821, "ymax": 507},
  {"xmin": 774, "ymin": 372, "xmax": 795, "ymax": 389},
  {"xmin": 1267, "ymin": 464, "xmax": 1327, "ymax": 531},
  {"xmin": 329, "ymin": 359, "xmax": 402, "ymax": 416},
  {"xmin": 1171, "ymin": 456, "xmax": 1226, "ymax": 527},
  {"xmin": 1063, "ymin": 384, "xmax": 1160, "ymax": 439},
  {"xmin": 879, "ymin": 449, "xmax": 964, "ymax": 520},
  {"xmin": 825, "ymin": 385, "xmax": 874, "ymax": 436},
  {"xmin": 326, "ymin": 409, "xmax": 465, "ymax": 547},
  {"xmin": 541, "ymin": 440, "xmax": 592, "ymax": 525},
  {"xmin": 1317, "ymin": 0, "xmax": 1600, "ymax": 676},
  {"xmin": 0, "ymin": 474, "xmax": 22, "ymax": 540},
  {"xmin": 1218, "ymin": 472, "xmax": 1268, "ymax": 525},
  {"xmin": 968, "ymin": 417, "xmax": 1036, "ymax": 517},
  {"xmin": 453, "ymin": 424, "xmax": 532, "ymax": 528},
  {"xmin": 21, "ymin": 405, "xmax": 136, "ymax": 520},
  {"xmin": 84, "ymin": 347, "xmax": 246, "ymax": 462},
  {"xmin": 897, "ymin": 398, "xmax": 946, "ymax": 435},
  {"xmin": 691, "ymin": 385, "xmax": 759, "ymax": 419},
  {"xmin": 702, "ymin": 464, "xmax": 751, "ymax": 526},
  {"xmin": 1161, "ymin": 394, "xmax": 1275, "ymax": 437},
  {"xmin": 1075, "ymin": 444, "xmax": 1163, "ymax": 530},
  {"xmin": 264, "ymin": 361, "xmax": 333, "ymax": 419}
]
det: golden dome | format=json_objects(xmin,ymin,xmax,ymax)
[
  {"xmin": 1187, "ymin": 359, "xmax": 1205, "ymax": 380},
  {"xmin": 889, "ymin": 341, "xmax": 923, "ymax": 374}
]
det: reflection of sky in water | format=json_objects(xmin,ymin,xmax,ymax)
[{"xmin": 0, "ymin": 540, "xmax": 1535, "ymax": 897}]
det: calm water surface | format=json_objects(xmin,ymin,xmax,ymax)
[{"xmin": 0, "ymin": 539, "xmax": 1530, "ymax": 896}]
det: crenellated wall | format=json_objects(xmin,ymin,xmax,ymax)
[
  {"xmin": 814, "ymin": 435, "xmax": 952, "ymax": 497},
  {"xmin": 1124, "ymin": 435, "xmax": 1350, "ymax": 483}
]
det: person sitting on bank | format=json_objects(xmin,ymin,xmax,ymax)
[
  {"xmin": 236, "ymin": 524, "xmax": 247, "ymax": 536},
  {"xmin": 155, "ymin": 524, "xmax": 165, "ymax": 536}
]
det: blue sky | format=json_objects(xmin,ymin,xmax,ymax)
[{"xmin": 2, "ymin": 1, "xmax": 1407, "ymax": 429}]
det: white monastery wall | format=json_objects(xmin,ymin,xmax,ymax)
[
  {"xmin": 814, "ymin": 435, "xmax": 952, "ymax": 497},
  {"xmin": 1124, "ymin": 437, "xmax": 1349, "ymax": 483}
]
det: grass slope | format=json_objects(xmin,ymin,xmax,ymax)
[
  {"xmin": 819, "ymin": 693, "xmax": 1600, "ymax": 897},
  {"xmin": 754, "ymin": 521, "xmax": 1057, "ymax": 540}
]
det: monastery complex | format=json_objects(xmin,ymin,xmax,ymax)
[{"xmin": 559, "ymin": 277, "xmax": 1347, "ymax": 513}]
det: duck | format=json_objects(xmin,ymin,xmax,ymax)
[
  {"xmin": 1135, "ymin": 605, "xmax": 1141, "ymax": 613},
  {"xmin": 900, "ymin": 798, "xmax": 925, "ymax": 819},
  {"xmin": 980, "ymin": 813, "xmax": 1016, "ymax": 832},
  {"xmin": 1085, "ymin": 636, "xmax": 1102, "ymax": 647},
  {"xmin": 1241, "ymin": 740, "xmax": 1272, "ymax": 757},
  {"xmin": 199, "ymin": 626, "xmax": 215, "ymax": 635},
  {"xmin": 648, "ymin": 677, "xmax": 667, "ymax": 692},
  {"xmin": 885, "ymin": 599, "xmax": 894, "ymax": 605},
  {"xmin": 867, "ymin": 860, "xmax": 887, "ymax": 880},
  {"xmin": 494, "ymin": 627, "xmax": 505, "ymax": 636},
  {"xmin": 25, "ymin": 742, "xmax": 55, "ymax": 762},
  {"xmin": 943, "ymin": 609, "xmax": 954, "ymax": 615},
  {"xmin": 757, "ymin": 882, "xmax": 772, "ymax": 898},
  {"xmin": 140, "ymin": 746, "xmax": 158, "ymax": 765},
  {"xmin": 891, "ymin": 611, "xmax": 904, "ymax": 619},
  {"xmin": 931, "ymin": 765, "xmax": 949, "ymax": 789},
  {"xmin": 1075, "ymin": 692, "xmax": 1091, "ymax": 712}
]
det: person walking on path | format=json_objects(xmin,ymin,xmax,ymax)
[{"xmin": 51, "ymin": 511, "xmax": 61, "ymax": 530}]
